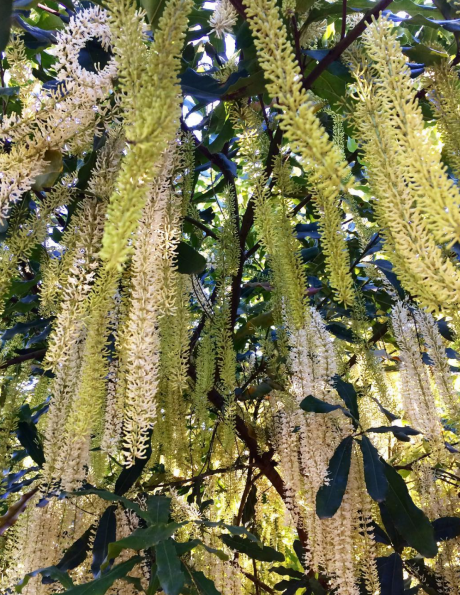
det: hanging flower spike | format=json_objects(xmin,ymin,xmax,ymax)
[
  {"xmin": 243, "ymin": 0, "xmax": 355, "ymax": 306},
  {"xmin": 100, "ymin": 0, "xmax": 193, "ymax": 271}
]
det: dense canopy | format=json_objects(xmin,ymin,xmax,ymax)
[{"xmin": 2, "ymin": 0, "xmax": 460, "ymax": 594}]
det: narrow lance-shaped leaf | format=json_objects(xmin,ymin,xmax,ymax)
[
  {"xmin": 316, "ymin": 436, "xmax": 353, "ymax": 519},
  {"xmin": 383, "ymin": 462, "xmax": 437, "ymax": 558},
  {"xmin": 156, "ymin": 538, "xmax": 185, "ymax": 595},
  {"xmin": 376, "ymin": 554, "xmax": 404, "ymax": 595},
  {"xmin": 300, "ymin": 395, "xmax": 344, "ymax": 414},
  {"xmin": 57, "ymin": 556, "xmax": 141, "ymax": 595},
  {"xmin": 220, "ymin": 535, "xmax": 285, "ymax": 562},
  {"xmin": 359, "ymin": 435, "xmax": 388, "ymax": 502},
  {"xmin": 91, "ymin": 506, "xmax": 117, "ymax": 576},
  {"xmin": 0, "ymin": 0, "xmax": 12, "ymax": 54},
  {"xmin": 104, "ymin": 522, "xmax": 185, "ymax": 568},
  {"xmin": 331, "ymin": 376, "xmax": 360, "ymax": 426}
]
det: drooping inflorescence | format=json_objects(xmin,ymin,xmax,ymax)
[{"xmin": 2, "ymin": 2, "xmax": 460, "ymax": 595}]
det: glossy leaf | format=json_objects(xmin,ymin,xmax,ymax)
[
  {"xmin": 156, "ymin": 538, "xmax": 185, "ymax": 595},
  {"xmin": 220, "ymin": 535, "xmax": 285, "ymax": 562},
  {"xmin": 57, "ymin": 527, "xmax": 94, "ymax": 572},
  {"xmin": 147, "ymin": 495, "xmax": 171, "ymax": 524},
  {"xmin": 59, "ymin": 556, "xmax": 141, "ymax": 595},
  {"xmin": 114, "ymin": 435, "xmax": 152, "ymax": 496},
  {"xmin": 359, "ymin": 436, "xmax": 388, "ymax": 502},
  {"xmin": 300, "ymin": 395, "xmax": 344, "ymax": 414},
  {"xmin": 91, "ymin": 506, "xmax": 117, "ymax": 576},
  {"xmin": 316, "ymin": 436, "xmax": 353, "ymax": 519},
  {"xmin": 383, "ymin": 463, "xmax": 437, "ymax": 558},
  {"xmin": 16, "ymin": 421, "xmax": 45, "ymax": 467},
  {"xmin": 376, "ymin": 554, "xmax": 404, "ymax": 595},
  {"xmin": 331, "ymin": 376, "xmax": 359, "ymax": 425},
  {"xmin": 432, "ymin": 516, "xmax": 460, "ymax": 541},
  {"xmin": 105, "ymin": 523, "xmax": 184, "ymax": 566},
  {"xmin": 176, "ymin": 242, "xmax": 207, "ymax": 275},
  {"xmin": 0, "ymin": 0, "xmax": 12, "ymax": 53}
]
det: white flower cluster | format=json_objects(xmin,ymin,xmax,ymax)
[
  {"xmin": 0, "ymin": 7, "xmax": 117, "ymax": 222},
  {"xmin": 209, "ymin": 0, "xmax": 238, "ymax": 38}
]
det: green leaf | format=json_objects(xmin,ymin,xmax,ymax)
[
  {"xmin": 316, "ymin": 436, "xmax": 353, "ymax": 519},
  {"xmin": 140, "ymin": 0, "xmax": 167, "ymax": 29},
  {"xmin": 432, "ymin": 516, "xmax": 460, "ymax": 542},
  {"xmin": 69, "ymin": 488, "xmax": 149, "ymax": 523},
  {"xmin": 0, "ymin": 86, "xmax": 19, "ymax": 96},
  {"xmin": 105, "ymin": 523, "xmax": 185, "ymax": 567},
  {"xmin": 270, "ymin": 568, "xmax": 304, "ymax": 579},
  {"xmin": 114, "ymin": 436, "xmax": 152, "ymax": 496},
  {"xmin": 383, "ymin": 462, "xmax": 437, "ymax": 558},
  {"xmin": 189, "ymin": 570, "xmax": 220, "ymax": 595},
  {"xmin": 0, "ymin": 0, "xmax": 12, "ymax": 54},
  {"xmin": 58, "ymin": 527, "xmax": 94, "ymax": 571},
  {"xmin": 222, "ymin": 70, "xmax": 266, "ymax": 100},
  {"xmin": 16, "ymin": 567, "xmax": 73, "ymax": 593},
  {"xmin": 156, "ymin": 539, "xmax": 185, "ymax": 595},
  {"xmin": 91, "ymin": 506, "xmax": 117, "ymax": 576},
  {"xmin": 331, "ymin": 376, "xmax": 359, "ymax": 425},
  {"xmin": 59, "ymin": 556, "xmax": 141, "ymax": 595},
  {"xmin": 176, "ymin": 242, "xmax": 206, "ymax": 275},
  {"xmin": 147, "ymin": 495, "xmax": 171, "ymax": 524},
  {"xmin": 359, "ymin": 436, "xmax": 388, "ymax": 503},
  {"xmin": 220, "ymin": 535, "xmax": 284, "ymax": 562},
  {"xmin": 16, "ymin": 421, "xmax": 45, "ymax": 467},
  {"xmin": 376, "ymin": 554, "xmax": 404, "ymax": 595},
  {"xmin": 300, "ymin": 395, "xmax": 344, "ymax": 414},
  {"xmin": 404, "ymin": 42, "xmax": 449, "ymax": 66}
]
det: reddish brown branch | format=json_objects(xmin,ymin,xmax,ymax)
[
  {"xmin": 0, "ymin": 487, "xmax": 39, "ymax": 536},
  {"xmin": 303, "ymin": 0, "xmax": 394, "ymax": 90}
]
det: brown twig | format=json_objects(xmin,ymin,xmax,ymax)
[
  {"xmin": 184, "ymin": 215, "xmax": 219, "ymax": 240},
  {"xmin": 0, "ymin": 349, "xmax": 47, "ymax": 370},
  {"xmin": 303, "ymin": 0, "xmax": 394, "ymax": 90},
  {"xmin": 0, "ymin": 487, "xmax": 39, "ymax": 536},
  {"xmin": 147, "ymin": 464, "xmax": 249, "ymax": 489}
]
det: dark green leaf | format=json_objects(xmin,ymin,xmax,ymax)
[
  {"xmin": 180, "ymin": 68, "xmax": 250, "ymax": 104},
  {"xmin": 0, "ymin": 86, "xmax": 19, "ymax": 96},
  {"xmin": 57, "ymin": 527, "xmax": 94, "ymax": 572},
  {"xmin": 370, "ymin": 397, "xmax": 400, "ymax": 423},
  {"xmin": 383, "ymin": 463, "xmax": 437, "ymax": 558},
  {"xmin": 366, "ymin": 426, "xmax": 420, "ymax": 442},
  {"xmin": 300, "ymin": 395, "xmax": 344, "ymax": 414},
  {"xmin": 316, "ymin": 436, "xmax": 353, "ymax": 519},
  {"xmin": 432, "ymin": 516, "xmax": 460, "ymax": 541},
  {"xmin": 359, "ymin": 436, "xmax": 388, "ymax": 502},
  {"xmin": 270, "ymin": 568, "xmax": 304, "ymax": 579},
  {"xmin": 91, "ymin": 506, "xmax": 117, "ymax": 576},
  {"xmin": 0, "ymin": 0, "xmax": 12, "ymax": 54},
  {"xmin": 220, "ymin": 535, "xmax": 284, "ymax": 562},
  {"xmin": 326, "ymin": 324, "xmax": 357, "ymax": 343},
  {"xmin": 69, "ymin": 488, "xmax": 149, "ymax": 523},
  {"xmin": 16, "ymin": 566, "xmax": 73, "ymax": 593},
  {"xmin": 60, "ymin": 556, "xmax": 141, "ymax": 595},
  {"xmin": 331, "ymin": 376, "xmax": 359, "ymax": 425},
  {"xmin": 114, "ymin": 435, "xmax": 152, "ymax": 496},
  {"xmin": 274, "ymin": 578, "xmax": 308, "ymax": 595},
  {"xmin": 156, "ymin": 538, "xmax": 185, "ymax": 595},
  {"xmin": 147, "ymin": 495, "xmax": 171, "ymax": 524},
  {"xmin": 16, "ymin": 421, "xmax": 45, "ymax": 467},
  {"xmin": 106, "ymin": 523, "xmax": 184, "ymax": 565},
  {"xmin": 176, "ymin": 242, "xmax": 207, "ymax": 275},
  {"xmin": 376, "ymin": 554, "xmax": 404, "ymax": 595},
  {"xmin": 189, "ymin": 570, "xmax": 220, "ymax": 595}
]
